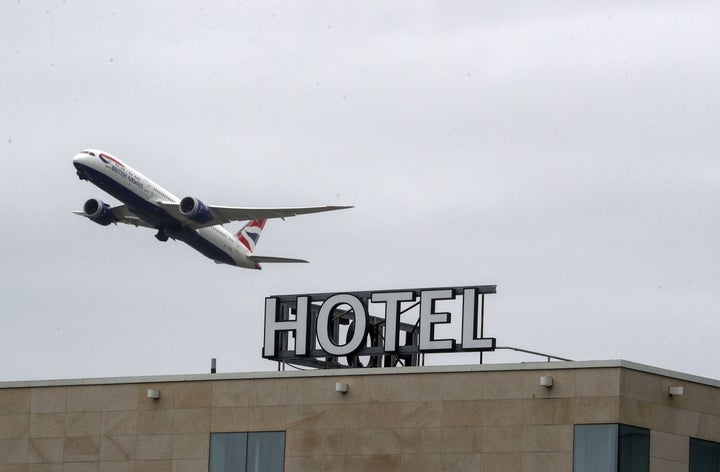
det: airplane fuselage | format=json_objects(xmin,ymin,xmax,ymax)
[{"xmin": 73, "ymin": 150, "xmax": 259, "ymax": 268}]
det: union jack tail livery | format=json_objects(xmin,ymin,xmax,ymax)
[
  {"xmin": 237, "ymin": 219, "xmax": 266, "ymax": 253},
  {"xmin": 236, "ymin": 219, "xmax": 309, "ymax": 270}
]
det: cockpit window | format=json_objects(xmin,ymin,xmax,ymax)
[{"xmin": 81, "ymin": 150, "xmax": 96, "ymax": 156}]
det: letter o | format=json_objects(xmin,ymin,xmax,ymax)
[{"xmin": 316, "ymin": 294, "xmax": 368, "ymax": 356}]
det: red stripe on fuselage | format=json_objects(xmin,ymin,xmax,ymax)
[{"xmin": 99, "ymin": 153, "xmax": 125, "ymax": 167}]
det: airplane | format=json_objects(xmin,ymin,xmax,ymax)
[{"xmin": 72, "ymin": 149, "xmax": 351, "ymax": 269}]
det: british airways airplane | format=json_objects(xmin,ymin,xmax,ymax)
[{"xmin": 72, "ymin": 149, "xmax": 351, "ymax": 270}]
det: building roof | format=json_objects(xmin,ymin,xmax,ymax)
[{"xmin": 1, "ymin": 359, "xmax": 718, "ymax": 389}]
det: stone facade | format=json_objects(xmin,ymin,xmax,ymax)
[{"xmin": 0, "ymin": 360, "xmax": 718, "ymax": 471}]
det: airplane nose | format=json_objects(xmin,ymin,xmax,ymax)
[
  {"xmin": 73, "ymin": 151, "xmax": 94, "ymax": 167},
  {"xmin": 73, "ymin": 154, "xmax": 85, "ymax": 170},
  {"xmin": 73, "ymin": 152, "xmax": 92, "ymax": 179}
]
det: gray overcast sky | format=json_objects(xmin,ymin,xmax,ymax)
[{"xmin": 1, "ymin": 1, "xmax": 719, "ymax": 382}]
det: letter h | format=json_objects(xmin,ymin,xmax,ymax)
[{"xmin": 263, "ymin": 297, "xmax": 310, "ymax": 357}]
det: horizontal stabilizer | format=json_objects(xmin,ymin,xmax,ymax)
[{"xmin": 248, "ymin": 255, "xmax": 309, "ymax": 264}]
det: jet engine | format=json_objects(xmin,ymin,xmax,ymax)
[
  {"xmin": 179, "ymin": 197, "xmax": 213, "ymax": 224},
  {"xmin": 83, "ymin": 198, "xmax": 116, "ymax": 226}
]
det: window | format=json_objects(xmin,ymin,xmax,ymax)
[
  {"xmin": 617, "ymin": 425, "xmax": 650, "ymax": 472},
  {"xmin": 209, "ymin": 431, "xmax": 285, "ymax": 472},
  {"xmin": 690, "ymin": 438, "xmax": 720, "ymax": 472},
  {"xmin": 573, "ymin": 424, "xmax": 650, "ymax": 472}
]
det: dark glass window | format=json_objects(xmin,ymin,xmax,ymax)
[
  {"xmin": 618, "ymin": 425, "xmax": 650, "ymax": 472},
  {"xmin": 690, "ymin": 438, "xmax": 720, "ymax": 472},
  {"xmin": 573, "ymin": 424, "xmax": 649, "ymax": 472},
  {"xmin": 209, "ymin": 431, "xmax": 285, "ymax": 472}
]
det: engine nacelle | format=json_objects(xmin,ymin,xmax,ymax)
[
  {"xmin": 83, "ymin": 198, "xmax": 116, "ymax": 226},
  {"xmin": 179, "ymin": 196, "xmax": 213, "ymax": 224}
]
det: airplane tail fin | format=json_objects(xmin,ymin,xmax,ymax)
[
  {"xmin": 237, "ymin": 219, "xmax": 308, "ymax": 270},
  {"xmin": 236, "ymin": 219, "xmax": 267, "ymax": 254}
]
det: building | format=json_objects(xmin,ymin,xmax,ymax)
[{"xmin": 0, "ymin": 360, "xmax": 719, "ymax": 471}]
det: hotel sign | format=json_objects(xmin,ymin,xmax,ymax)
[{"xmin": 263, "ymin": 285, "xmax": 496, "ymax": 369}]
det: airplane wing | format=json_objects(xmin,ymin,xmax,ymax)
[
  {"xmin": 159, "ymin": 202, "xmax": 353, "ymax": 229},
  {"xmin": 73, "ymin": 204, "xmax": 155, "ymax": 229}
]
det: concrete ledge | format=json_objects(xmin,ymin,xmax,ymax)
[{"xmin": 0, "ymin": 359, "xmax": 717, "ymax": 389}]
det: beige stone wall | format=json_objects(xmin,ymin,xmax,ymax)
[
  {"xmin": 0, "ymin": 364, "xmax": 718, "ymax": 472},
  {"xmin": 617, "ymin": 369, "xmax": 720, "ymax": 472},
  {"xmin": 280, "ymin": 368, "xmax": 621, "ymax": 471}
]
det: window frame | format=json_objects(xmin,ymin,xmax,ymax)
[
  {"xmin": 573, "ymin": 423, "xmax": 650, "ymax": 472},
  {"xmin": 209, "ymin": 431, "xmax": 286, "ymax": 472},
  {"xmin": 690, "ymin": 437, "xmax": 720, "ymax": 472}
]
